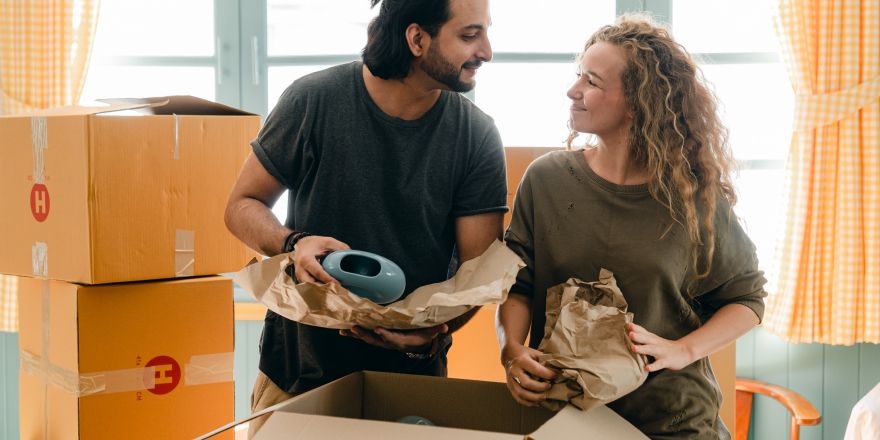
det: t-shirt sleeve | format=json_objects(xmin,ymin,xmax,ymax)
[
  {"xmin": 452, "ymin": 124, "xmax": 509, "ymax": 216},
  {"xmin": 250, "ymin": 83, "xmax": 312, "ymax": 191},
  {"xmin": 504, "ymin": 167, "xmax": 535, "ymax": 299},
  {"xmin": 693, "ymin": 206, "xmax": 768, "ymax": 323}
]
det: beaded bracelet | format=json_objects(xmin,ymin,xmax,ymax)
[{"xmin": 282, "ymin": 231, "xmax": 312, "ymax": 253}]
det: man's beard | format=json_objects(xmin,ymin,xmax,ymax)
[{"xmin": 421, "ymin": 45, "xmax": 481, "ymax": 93}]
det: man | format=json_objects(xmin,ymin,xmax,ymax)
[{"xmin": 224, "ymin": 0, "xmax": 505, "ymax": 435}]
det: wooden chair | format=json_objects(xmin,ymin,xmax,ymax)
[{"xmin": 736, "ymin": 377, "xmax": 822, "ymax": 440}]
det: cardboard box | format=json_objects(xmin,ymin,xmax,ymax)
[
  {"xmin": 0, "ymin": 96, "xmax": 259, "ymax": 284},
  {"xmin": 17, "ymin": 275, "xmax": 235, "ymax": 440},
  {"xmin": 253, "ymin": 371, "xmax": 648, "ymax": 439}
]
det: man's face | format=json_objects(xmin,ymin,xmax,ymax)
[{"xmin": 419, "ymin": 0, "xmax": 492, "ymax": 92}]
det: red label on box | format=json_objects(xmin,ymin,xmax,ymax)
[
  {"xmin": 30, "ymin": 183, "xmax": 50, "ymax": 222},
  {"xmin": 146, "ymin": 355, "xmax": 181, "ymax": 395}
]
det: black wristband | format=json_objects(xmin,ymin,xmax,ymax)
[{"xmin": 282, "ymin": 231, "xmax": 312, "ymax": 253}]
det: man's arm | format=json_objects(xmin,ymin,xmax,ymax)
[
  {"xmin": 225, "ymin": 152, "xmax": 349, "ymax": 283},
  {"xmin": 445, "ymin": 211, "xmax": 504, "ymax": 333},
  {"xmin": 224, "ymin": 152, "xmax": 290, "ymax": 256}
]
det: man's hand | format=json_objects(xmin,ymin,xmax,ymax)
[
  {"xmin": 628, "ymin": 322, "xmax": 696, "ymax": 372},
  {"xmin": 291, "ymin": 235, "xmax": 350, "ymax": 284},
  {"xmin": 502, "ymin": 343, "xmax": 557, "ymax": 407},
  {"xmin": 340, "ymin": 324, "xmax": 449, "ymax": 353}
]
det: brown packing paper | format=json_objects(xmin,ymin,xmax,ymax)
[
  {"xmin": 536, "ymin": 269, "xmax": 648, "ymax": 411},
  {"xmin": 234, "ymin": 239, "xmax": 524, "ymax": 330}
]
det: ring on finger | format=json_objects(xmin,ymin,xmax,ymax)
[{"xmin": 513, "ymin": 375, "xmax": 522, "ymax": 385}]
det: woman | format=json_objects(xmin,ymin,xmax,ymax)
[{"xmin": 497, "ymin": 15, "xmax": 766, "ymax": 439}]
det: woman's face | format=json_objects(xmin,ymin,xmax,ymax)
[{"xmin": 566, "ymin": 42, "xmax": 632, "ymax": 138}]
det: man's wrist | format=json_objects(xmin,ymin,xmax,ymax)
[
  {"xmin": 405, "ymin": 336, "xmax": 442, "ymax": 360},
  {"xmin": 282, "ymin": 230, "xmax": 312, "ymax": 253}
]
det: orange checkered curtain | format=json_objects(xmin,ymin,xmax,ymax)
[
  {"xmin": 0, "ymin": 0, "xmax": 99, "ymax": 114},
  {"xmin": 0, "ymin": 0, "xmax": 98, "ymax": 332},
  {"xmin": 765, "ymin": 0, "xmax": 880, "ymax": 344},
  {"xmin": 0, "ymin": 276, "xmax": 16, "ymax": 333}
]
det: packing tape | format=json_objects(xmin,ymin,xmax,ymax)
[
  {"xmin": 32, "ymin": 242, "xmax": 48, "ymax": 278},
  {"xmin": 173, "ymin": 113, "xmax": 180, "ymax": 160},
  {"xmin": 175, "ymin": 229, "xmax": 195, "ymax": 277},
  {"xmin": 21, "ymin": 349, "xmax": 234, "ymax": 397},
  {"xmin": 20, "ymin": 350, "xmax": 156, "ymax": 397},
  {"xmin": 31, "ymin": 116, "xmax": 47, "ymax": 183},
  {"xmin": 79, "ymin": 366, "xmax": 158, "ymax": 395},
  {"xmin": 185, "ymin": 352, "xmax": 234, "ymax": 386}
]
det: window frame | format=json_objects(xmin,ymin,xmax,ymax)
[{"xmin": 86, "ymin": 0, "xmax": 786, "ymax": 173}]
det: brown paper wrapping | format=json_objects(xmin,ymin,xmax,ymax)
[
  {"xmin": 233, "ymin": 240, "xmax": 524, "ymax": 330},
  {"xmin": 537, "ymin": 269, "xmax": 648, "ymax": 411}
]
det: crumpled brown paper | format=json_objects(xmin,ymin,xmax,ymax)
[
  {"xmin": 537, "ymin": 269, "xmax": 649, "ymax": 411},
  {"xmin": 233, "ymin": 239, "xmax": 524, "ymax": 330}
]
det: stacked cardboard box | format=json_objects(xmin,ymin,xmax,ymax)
[{"xmin": 0, "ymin": 96, "xmax": 259, "ymax": 439}]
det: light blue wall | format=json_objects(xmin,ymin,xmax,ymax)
[
  {"xmin": 2, "ymin": 325, "xmax": 878, "ymax": 440},
  {"xmin": 234, "ymin": 320, "xmax": 263, "ymax": 420},
  {"xmin": 1, "ymin": 332, "xmax": 18, "ymax": 440},
  {"xmin": 736, "ymin": 327, "xmax": 880, "ymax": 440}
]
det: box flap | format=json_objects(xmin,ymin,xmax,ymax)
[
  {"xmin": 0, "ymin": 95, "xmax": 254, "ymax": 118},
  {"xmin": 0, "ymin": 100, "xmax": 158, "ymax": 117},
  {"xmin": 529, "ymin": 405, "xmax": 648, "ymax": 440},
  {"xmin": 256, "ymin": 413, "xmax": 520, "ymax": 440},
  {"xmin": 279, "ymin": 371, "xmax": 364, "ymax": 418},
  {"xmin": 97, "ymin": 95, "xmax": 255, "ymax": 115}
]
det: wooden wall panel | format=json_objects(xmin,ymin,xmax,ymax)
[
  {"xmin": 787, "ymin": 342, "xmax": 824, "ymax": 440},
  {"xmin": 711, "ymin": 343, "xmax": 737, "ymax": 432},
  {"xmin": 823, "ymin": 345, "xmax": 861, "ymax": 440},
  {"xmin": 859, "ymin": 343, "xmax": 880, "ymax": 399},
  {"xmin": 752, "ymin": 327, "xmax": 791, "ymax": 439},
  {"xmin": 735, "ymin": 328, "xmax": 757, "ymax": 439}
]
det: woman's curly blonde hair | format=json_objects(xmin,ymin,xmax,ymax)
[{"xmin": 568, "ymin": 14, "xmax": 738, "ymax": 280}]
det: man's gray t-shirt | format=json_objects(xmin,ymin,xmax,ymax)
[{"xmin": 251, "ymin": 61, "xmax": 507, "ymax": 393}]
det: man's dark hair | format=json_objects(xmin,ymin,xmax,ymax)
[{"xmin": 362, "ymin": 0, "xmax": 451, "ymax": 79}]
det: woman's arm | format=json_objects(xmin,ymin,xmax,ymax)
[
  {"xmin": 629, "ymin": 195, "xmax": 765, "ymax": 372},
  {"xmin": 496, "ymin": 293, "xmax": 532, "ymax": 360},
  {"xmin": 496, "ymin": 293, "xmax": 557, "ymax": 407},
  {"xmin": 629, "ymin": 303, "xmax": 758, "ymax": 372},
  {"xmin": 498, "ymin": 162, "xmax": 558, "ymax": 406}
]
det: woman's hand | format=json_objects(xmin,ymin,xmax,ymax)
[
  {"xmin": 628, "ymin": 323, "xmax": 696, "ymax": 372},
  {"xmin": 501, "ymin": 344, "xmax": 557, "ymax": 407}
]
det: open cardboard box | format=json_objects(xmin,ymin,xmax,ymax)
[
  {"xmin": 0, "ymin": 95, "xmax": 258, "ymax": 284},
  {"xmin": 205, "ymin": 371, "xmax": 647, "ymax": 439}
]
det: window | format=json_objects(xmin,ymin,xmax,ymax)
[
  {"xmin": 80, "ymin": 0, "xmax": 217, "ymax": 102},
  {"xmin": 672, "ymin": 0, "xmax": 791, "ymax": 271},
  {"xmin": 81, "ymin": 0, "xmax": 793, "ymax": 272}
]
